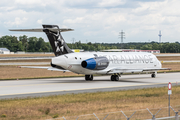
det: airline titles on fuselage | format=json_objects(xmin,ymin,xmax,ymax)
[{"xmin": 98, "ymin": 54, "xmax": 154, "ymax": 64}]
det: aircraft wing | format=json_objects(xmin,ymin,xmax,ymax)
[
  {"xmin": 107, "ymin": 68, "xmax": 171, "ymax": 74},
  {"xmin": 19, "ymin": 66, "xmax": 69, "ymax": 72},
  {"xmin": 142, "ymin": 68, "xmax": 171, "ymax": 71}
]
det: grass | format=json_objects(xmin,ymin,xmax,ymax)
[
  {"xmin": 157, "ymin": 56, "xmax": 180, "ymax": 61},
  {"xmin": 0, "ymin": 86, "xmax": 180, "ymax": 120},
  {"xmin": 161, "ymin": 62, "xmax": 180, "ymax": 70},
  {"xmin": 0, "ymin": 65, "xmax": 83, "ymax": 80}
]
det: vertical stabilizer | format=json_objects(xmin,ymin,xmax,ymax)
[
  {"xmin": 42, "ymin": 25, "xmax": 73, "ymax": 56},
  {"xmin": 9, "ymin": 24, "xmax": 73, "ymax": 56}
]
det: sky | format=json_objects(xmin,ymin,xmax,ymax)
[{"xmin": 0, "ymin": 0, "xmax": 180, "ymax": 43}]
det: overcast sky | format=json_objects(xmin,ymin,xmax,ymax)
[{"xmin": 0, "ymin": 0, "xmax": 180, "ymax": 43}]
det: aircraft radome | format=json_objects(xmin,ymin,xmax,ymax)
[{"xmin": 9, "ymin": 25, "xmax": 170, "ymax": 81}]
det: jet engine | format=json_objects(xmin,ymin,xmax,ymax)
[
  {"xmin": 81, "ymin": 57, "xmax": 109, "ymax": 70},
  {"xmin": 51, "ymin": 62, "xmax": 66, "ymax": 70}
]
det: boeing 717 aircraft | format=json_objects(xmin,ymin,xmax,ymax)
[{"xmin": 10, "ymin": 25, "xmax": 170, "ymax": 81}]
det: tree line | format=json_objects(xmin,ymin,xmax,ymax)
[
  {"xmin": 0, "ymin": 35, "xmax": 180, "ymax": 53},
  {"xmin": 0, "ymin": 35, "xmax": 52, "ymax": 52}
]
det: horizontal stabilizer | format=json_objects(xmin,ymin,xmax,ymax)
[
  {"xmin": 9, "ymin": 28, "xmax": 74, "ymax": 32},
  {"xmin": 9, "ymin": 24, "xmax": 74, "ymax": 56}
]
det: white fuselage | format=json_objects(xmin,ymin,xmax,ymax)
[{"xmin": 52, "ymin": 52, "xmax": 161, "ymax": 75}]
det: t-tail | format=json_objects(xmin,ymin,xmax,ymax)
[{"xmin": 9, "ymin": 25, "xmax": 73, "ymax": 56}]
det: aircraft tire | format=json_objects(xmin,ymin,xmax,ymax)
[
  {"xmin": 151, "ymin": 73, "xmax": 156, "ymax": 78},
  {"xmin": 111, "ymin": 75, "xmax": 119, "ymax": 81},
  {"xmin": 85, "ymin": 75, "xmax": 93, "ymax": 81},
  {"xmin": 115, "ymin": 75, "xmax": 119, "ymax": 81},
  {"xmin": 111, "ymin": 75, "xmax": 114, "ymax": 81}
]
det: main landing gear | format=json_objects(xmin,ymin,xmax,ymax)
[
  {"xmin": 111, "ymin": 75, "xmax": 120, "ymax": 81},
  {"xmin": 151, "ymin": 72, "xmax": 156, "ymax": 78},
  {"xmin": 85, "ymin": 75, "xmax": 93, "ymax": 81}
]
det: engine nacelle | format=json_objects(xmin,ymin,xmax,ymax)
[
  {"xmin": 81, "ymin": 57, "xmax": 109, "ymax": 70},
  {"xmin": 51, "ymin": 62, "xmax": 66, "ymax": 70}
]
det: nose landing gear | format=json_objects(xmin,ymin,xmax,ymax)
[
  {"xmin": 151, "ymin": 72, "xmax": 157, "ymax": 78},
  {"xmin": 151, "ymin": 73, "xmax": 156, "ymax": 78},
  {"xmin": 85, "ymin": 75, "xmax": 93, "ymax": 81}
]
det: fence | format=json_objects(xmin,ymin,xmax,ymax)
[{"xmin": 46, "ymin": 105, "xmax": 180, "ymax": 120}]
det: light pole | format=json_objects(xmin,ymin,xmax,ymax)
[{"xmin": 1, "ymin": 42, "xmax": 3, "ymax": 48}]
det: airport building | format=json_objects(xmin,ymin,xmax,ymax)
[
  {"xmin": 101, "ymin": 49, "xmax": 160, "ymax": 53},
  {"xmin": 0, "ymin": 48, "xmax": 10, "ymax": 54}
]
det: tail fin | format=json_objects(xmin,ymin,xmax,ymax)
[
  {"xmin": 9, "ymin": 24, "xmax": 73, "ymax": 56},
  {"xmin": 42, "ymin": 25, "xmax": 73, "ymax": 56}
]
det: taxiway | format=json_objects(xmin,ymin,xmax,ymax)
[{"xmin": 0, "ymin": 72, "xmax": 179, "ymax": 99}]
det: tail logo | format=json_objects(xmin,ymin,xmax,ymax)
[
  {"xmin": 42, "ymin": 25, "xmax": 73, "ymax": 56},
  {"xmin": 53, "ymin": 31, "xmax": 65, "ymax": 53}
]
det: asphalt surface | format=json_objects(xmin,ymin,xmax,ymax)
[{"xmin": 0, "ymin": 72, "xmax": 179, "ymax": 99}]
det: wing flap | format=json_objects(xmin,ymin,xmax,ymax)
[
  {"xmin": 142, "ymin": 68, "xmax": 171, "ymax": 71},
  {"xmin": 107, "ymin": 67, "xmax": 171, "ymax": 74},
  {"xmin": 20, "ymin": 66, "xmax": 69, "ymax": 72},
  {"xmin": 20, "ymin": 66, "xmax": 49, "ymax": 69}
]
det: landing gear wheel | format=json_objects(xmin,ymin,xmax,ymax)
[
  {"xmin": 151, "ymin": 73, "xmax": 156, "ymax": 78},
  {"xmin": 85, "ymin": 75, "xmax": 93, "ymax": 81},
  {"xmin": 115, "ymin": 75, "xmax": 119, "ymax": 81},
  {"xmin": 111, "ymin": 75, "xmax": 115, "ymax": 81},
  {"xmin": 111, "ymin": 75, "xmax": 119, "ymax": 81}
]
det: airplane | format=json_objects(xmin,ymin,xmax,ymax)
[{"xmin": 9, "ymin": 25, "xmax": 170, "ymax": 81}]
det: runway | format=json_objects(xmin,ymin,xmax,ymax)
[{"xmin": 0, "ymin": 72, "xmax": 179, "ymax": 99}]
